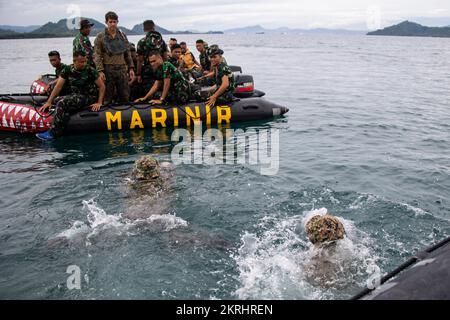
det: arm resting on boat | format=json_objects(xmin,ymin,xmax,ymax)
[
  {"xmin": 135, "ymin": 80, "xmax": 161, "ymax": 103},
  {"xmin": 38, "ymin": 77, "xmax": 67, "ymax": 113}
]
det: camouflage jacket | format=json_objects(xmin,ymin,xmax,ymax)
[
  {"xmin": 137, "ymin": 31, "xmax": 168, "ymax": 62},
  {"xmin": 55, "ymin": 63, "xmax": 67, "ymax": 77},
  {"xmin": 154, "ymin": 61, "xmax": 188, "ymax": 88},
  {"xmin": 168, "ymin": 56, "xmax": 181, "ymax": 69},
  {"xmin": 214, "ymin": 62, "xmax": 235, "ymax": 93},
  {"xmin": 199, "ymin": 51, "xmax": 211, "ymax": 71},
  {"xmin": 73, "ymin": 32, "xmax": 94, "ymax": 66},
  {"xmin": 60, "ymin": 64, "xmax": 99, "ymax": 96}
]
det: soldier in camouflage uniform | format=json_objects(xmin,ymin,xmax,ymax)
[
  {"xmin": 168, "ymin": 44, "xmax": 182, "ymax": 69},
  {"xmin": 36, "ymin": 51, "xmax": 105, "ymax": 140},
  {"xmin": 195, "ymin": 39, "xmax": 211, "ymax": 73},
  {"xmin": 135, "ymin": 51, "xmax": 190, "ymax": 105},
  {"xmin": 73, "ymin": 19, "xmax": 95, "ymax": 67},
  {"xmin": 204, "ymin": 46, "xmax": 236, "ymax": 106},
  {"xmin": 46, "ymin": 50, "xmax": 70, "ymax": 95},
  {"xmin": 136, "ymin": 20, "xmax": 168, "ymax": 84},
  {"xmin": 305, "ymin": 214, "xmax": 346, "ymax": 245}
]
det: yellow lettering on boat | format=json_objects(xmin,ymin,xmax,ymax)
[
  {"xmin": 217, "ymin": 106, "xmax": 231, "ymax": 124},
  {"xmin": 130, "ymin": 110, "xmax": 144, "ymax": 129},
  {"xmin": 173, "ymin": 108, "xmax": 179, "ymax": 127},
  {"xmin": 185, "ymin": 106, "xmax": 201, "ymax": 126},
  {"xmin": 106, "ymin": 111, "xmax": 122, "ymax": 131},
  {"xmin": 205, "ymin": 105, "xmax": 211, "ymax": 126},
  {"xmin": 151, "ymin": 109, "xmax": 167, "ymax": 127}
]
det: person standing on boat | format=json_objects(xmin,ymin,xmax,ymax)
[
  {"xmin": 136, "ymin": 20, "xmax": 169, "ymax": 84},
  {"xmin": 134, "ymin": 51, "xmax": 190, "ymax": 105},
  {"xmin": 73, "ymin": 19, "xmax": 95, "ymax": 67},
  {"xmin": 94, "ymin": 11, "xmax": 135, "ymax": 105},
  {"xmin": 204, "ymin": 46, "xmax": 236, "ymax": 107},
  {"xmin": 36, "ymin": 51, "xmax": 105, "ymax": 140}
]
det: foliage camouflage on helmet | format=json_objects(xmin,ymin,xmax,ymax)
[
  {"xmin": 207, "ymin": 44, "xmax": 224, "ymax": 57},
  {"xmin": 305, "ymin": 214, "xmax": 346, "ymax": 245},
  {"xmin": 132, "ymin": 155, "xmax": 161, "ymax": 180}
]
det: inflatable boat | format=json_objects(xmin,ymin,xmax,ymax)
[
  {"xmin": 0, "ymin": 68, "xmax": 289, "ymax": 134},
  {"xmin": 0, "ymin": 94, "xmax": 289, "ymax": 134},
  {"xmin": 352, "ymin": 236, "xmax": 450, "ymax": 300}
]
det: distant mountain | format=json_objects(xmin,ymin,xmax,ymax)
[
  {"xmin": 0, "ymin": 29, "xmax": 19, "ymax": 36},
  {"xmin": 130, "ymin": 24, "xmax": 222, "ymax": 35},
  {"xmin": 0, "ymin": 25, "xmax": 40, "ymax": 33},
  {"xmin": 225, "ymin": 25, "xmax": 266, "ymax": 33},
  {"xmin": 224, "ymin": 25, "xmax": 364, "ymax": 35},
  {"xmin": 368, "ymin": 20, "xmax": 450, "ymax": 38},
  {"xmin": 30, "ymin": 17, "xmax": 105, "ymax": 36},
  {"xmin": 0, "ymin": 17, "xmax": 138, "ymax": 39},
  {"xmin": 131, "ymin": 24, "xmax": 173, "ymax": 35},
  {"xmin": 171, "ymin": 30, "xmax": 224, "ymax": 35}
]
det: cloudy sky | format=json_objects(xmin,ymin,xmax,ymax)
[{"xmin": 0, "ymin": 0, "xmax": 450, "ymax": 30}]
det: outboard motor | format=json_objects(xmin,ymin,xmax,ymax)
[{"xmin": 230, "ymin": 66, "xmax": 265, "ymax": 99}]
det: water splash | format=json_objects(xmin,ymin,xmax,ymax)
[
  {"xmin": 233, "ymin": 208, "xmax": 379, "ymax": 300},
  {"xmin": 52, "ymin": 199, "xmax": 188, "ymax": 246}
]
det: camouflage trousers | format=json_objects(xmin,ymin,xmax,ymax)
[
  {"xmin": 50, "ymin": 94, "xmax": 96, "ymax": 137},
  {"xmin": 104, "ymin": 64, "xmax": 130, "ymax": 104}
]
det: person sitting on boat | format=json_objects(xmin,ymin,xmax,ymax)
[
  {"xmin": 202, "ymin": 46, "xmax": 236, "ymax": 107},
  {"xmin": 180, "ymin": 42, "xmax": 201, "ymax": 70},
  {"xmin": 134, "ymin": 51, "xmax": 190, "ymax": 105},
  {"xmin": 179, "ymin": 42, "xmax": 202, "ymax": 80},
  {"xmin": 168, "ymin": 38, "xmax": 178, "ymax": 52},
  {"xmin": 46, "ymin": 50, "xmax": 69, "ymax": 95},
  {"xmin": 195, "ymin": 39, "xmax": 211, "ymax": 73},
  {"xmin": 168, "ymin": 44, "xmax": 183, "ymax": 69},
  {"xmin": 73, "ymin": 19, "xmax": 95, "ymax": 67},
  {"xmin": 36, "ymin": 51, "xmax": 105, "ymax": 140}
]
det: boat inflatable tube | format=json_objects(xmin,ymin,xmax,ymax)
[
  {"xmin": 352, "ymin": 236, "xmax": 450, "ymax": 300},
  {"xmin": 0, "ymin": 95, "xmax": 289, "ymax": 134}
]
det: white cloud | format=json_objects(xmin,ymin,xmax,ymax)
[{"xmin": 0, "ymin": 0, "xmax": 449, "ymax": 30}]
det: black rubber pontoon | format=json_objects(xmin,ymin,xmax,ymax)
[{"xmin": 352, "ymin": 236, "xmax": 450, "ymax": 300}]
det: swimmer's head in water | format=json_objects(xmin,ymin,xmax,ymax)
[
  {"xmin": 133, "ymin": 156, "xmax": 161, "ymax": 180},
  {"xmin": 305, "ymin": 214, "xmax": 346, "ymax": 245}
]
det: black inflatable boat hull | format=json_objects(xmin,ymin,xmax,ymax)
[{"xmin": 0, "ymin": 95, "xmax": 289, "ymax": 134}]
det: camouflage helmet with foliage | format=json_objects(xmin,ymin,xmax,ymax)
[
  {"xmin": 305, "ymin": 214, "xmax": 346, "ymax": 245},
  {"xmin": 207, "ymin": 44, "xmax": 224, "ymax": 57},
  {"xmin": 133, "ymin": 155, "xmax": 160, "ymax": 180}
]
